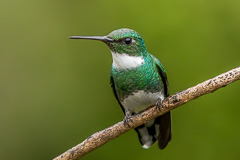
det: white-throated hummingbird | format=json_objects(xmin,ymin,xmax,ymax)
[{"xmin": 69, "ymin": 28, "xmax": 171, "ymax": 149}]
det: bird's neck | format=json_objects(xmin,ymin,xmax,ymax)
[{"xmin": 111, "ymin": 51, "xmax": 146, "ymax": 70}]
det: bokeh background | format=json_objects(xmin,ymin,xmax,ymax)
[{"xmin": 1, "ymin": 0, "xmax": 240, "ymax": 160}]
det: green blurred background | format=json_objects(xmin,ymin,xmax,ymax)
[{"xmin": 0, "ymin": 0, "xmax": 240, "ymax": 160}]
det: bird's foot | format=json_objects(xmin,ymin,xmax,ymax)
[
  {"xmin": 123, "ymin": 110, "xmax": 132, "ymax": 127},
  {"xmin": 123, "ymin": 116, "xmax": 132, "ymax": 127},
  {"xmin": 156, "ymin": 98, "xmax": 163, "ymax": 111}
]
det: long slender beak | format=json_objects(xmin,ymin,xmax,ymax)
[{"xmin": 69, "ymin": 36, "xmax": 114, "ymax": 43}]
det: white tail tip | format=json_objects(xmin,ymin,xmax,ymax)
[{"xmin": 142, "ymin": 144, "xmax": 151, "ymax": 149}]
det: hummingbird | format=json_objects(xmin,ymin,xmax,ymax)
[{"xmin": 69, "ymin": 28, "xmax": 171, "ymax": 149}]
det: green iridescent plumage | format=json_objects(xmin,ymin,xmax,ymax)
[
  {"xmin": 107, "ymin": 29, "xmax": 146, "ymax": 56},
  {"xmin": 111, "ymin": 54, "xmax": 165, "ymax": 101}
]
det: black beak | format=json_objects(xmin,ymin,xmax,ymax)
[{"xmin": 69, "ymin": 36, "xmax": 114, "ymax": 43}]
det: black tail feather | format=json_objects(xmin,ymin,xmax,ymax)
[
  {"xmin": 134, "ymin": 111, "xmax": 171, "ymax": 149},
  {"xmin": 158, "ymin": 111, "xmax": 172, "ymax": 149}
]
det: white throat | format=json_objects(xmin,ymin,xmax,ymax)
[{"xmin": 111, "ymin": 51, "xmax": 144, "ymax": 69}]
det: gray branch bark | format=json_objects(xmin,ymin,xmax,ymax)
[{"xmin": 54, "ymin": 67, "xmax": 240, "ymax": 160}]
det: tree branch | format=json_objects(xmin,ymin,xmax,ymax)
[{"xmin": 54, "ymin": 67, "xmax": 240, "ymax": 160}]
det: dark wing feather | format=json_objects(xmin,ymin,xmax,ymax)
[
  {"xmin": 110, "ymin": 74, "xmax": 125, "ymax": 114},
  {"xmin": 152, "ymin": 55, "xmax": 172, "ymax": 149},
  {"xmin": 152, "ymin": 56, "xmax": 169, "ymax": 96}
]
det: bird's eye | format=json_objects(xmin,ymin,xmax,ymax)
[{"xmin": 124, "ymin": 38, "xmax": 132, "ymax": 45}]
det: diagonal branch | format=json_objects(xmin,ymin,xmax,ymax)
[{"xmin": 54, "ymin": 67, "xmax": 240, "ymax": 160}]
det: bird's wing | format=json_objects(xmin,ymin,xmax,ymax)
[
  {"xmin": 151, "ymin": 55, "xmax": 169, "ymax": 96},
  {"xmin": 151, "ymin": 55, "xmax": 171, "ymax": 149},
  {"xmin": 110, "ymin": 72, "xmax": 125, "ymax": 114}
]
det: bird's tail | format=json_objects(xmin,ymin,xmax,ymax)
[{"xmin": 135, "ymin": 111, "xmax": 171, "ymax": 149}]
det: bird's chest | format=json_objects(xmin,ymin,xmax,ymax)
[
  {"xmin": 111, "ymin": 54, "xmax": 164, "ymax": 113},
  {"xmin": 112, "ymin": 66, "xmax": 163, "ymax": 101},
  {"xmin": 122, "ymin": 90, "xmax": 164, "ymax": 113}
]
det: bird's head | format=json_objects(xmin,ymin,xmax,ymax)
[{"xmin": 69, "ymin": 28, "xmax": 147, "ymax": 57}]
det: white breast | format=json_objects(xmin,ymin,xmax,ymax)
[
  {"xmin": 111, "ymin": 51, "xmax": 144, "ymax": 69},
  {"xmin": 122, "ymin": 90, "xmax": 164, "ymax": 114}
]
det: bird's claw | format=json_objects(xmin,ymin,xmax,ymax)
[
  {"xmin": 156, "ymin": 98, "xmax": 163, "ymax": 111},
  {"xmin": 123, "ymin": 115, "xmax": 132, "ymax": 127}
]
